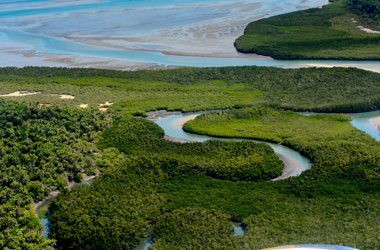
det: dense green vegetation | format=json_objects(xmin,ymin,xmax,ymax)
[
  {"xmin": 151, "ymin": 207, "xmax": 235, "ymax": 250},
  {"xmin": 98, "ymin": 116, "xmax": 283, "ymax": 182},
  {"xmin": 1, "ymin": 66, "xmax": 380, "ymax": 249},
  {"xmin": 49, "ymin": 155, "xmax": 166, "ymax": 250},
  {"xmin": 49, "ymin": 108, "xmax": 380, "ymax": 250},
  {"xmin": 0, "ymin": 99, "xmax": 106, "ymax": 249},
  {"xmin": 184, "ymin": 107, "xmax": 380, "ymax": 183},
  {"xmin": 235, "ymin": 0, "xmax": 380, "ymax": 60},
  {"xmin": 348, "ymin": 0, "xmax": 380, "ymax": 29},
  {"xmin": 2, "ymin": 66, "xmax": 380, "ymax": 113}
]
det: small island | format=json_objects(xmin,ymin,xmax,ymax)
[{"xmin": 235, "ymin": 0, "xmax": 380, "ymax": 60}]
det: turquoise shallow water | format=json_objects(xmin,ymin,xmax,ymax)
[
  {"xmin": 0, "ymin": 0, "xmax": 344, "ymax": 68},
  {"xmin": 3, "ymin": 28, "xmax": 380, "ymax": 67}
]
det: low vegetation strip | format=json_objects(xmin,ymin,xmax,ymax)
[
  {"xmin": 235, "ymin": 0, "xmax": 380, "ymax": 60},
  {"xmin": 1, "ymin": 66, "xmax": 380, "ymax": 113}
]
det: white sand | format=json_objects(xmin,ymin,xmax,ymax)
[
  {"xmin": 0, "ymin": 91, "xmax": 41, "ymax": 97},
  {"xmin": 59, "ymin": 94, "xmax": 75, "ymax": 99},
  {"xmin": 271, "ymin": 153, "xmax": 301, "ymax": 181},
  {"xmin": 79, "ymin": 104, "xmax": 89, "ymax": 108},
  {"xmin": 0, "ymin": 0, "xmax": 329, "ymax": 70},
  {"xmin": 99, "ymin": 101, "xmax": 114, "ymax": 107},
  {"xmin": 176, "ymin": 115, "xmax": 198, "ymax": 127},
  {"xmin": 372, "ymin": 117, "xmax": 380, "ymax": 131},
  {"xmin": 358, "ymin": 25, "xmax": 380, "ymax": 34}
]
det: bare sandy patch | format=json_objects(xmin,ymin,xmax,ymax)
[
  {"xmin": 38, "ymin": 104, "xmax": 51, "ymax": 108},
  {"xmin": 0, "ymin": 91, "xmax": 41, "ymax": 97},
  {"xmin": 60, "ymin": 94, "xmax": 75, "ymax": 99},
  {"xmin": 98, "ymin": 101, "xmax": 114, "ymax": 111},
  {"xmin": 79, "ymin": 104, "xmax": 89, "ymax": 108},
  {"xmin": 99, "ymin": 101, "xmax": 114, "ymax": 107},
  {"xmin": 50, "ymin": 94, "xmax": 75, "ymax": 99},
  {"xmin": 271, "ymin": 153, "xmax": 301, "ymax": 181},
  {"xmin": 372, "ymin": 117, "xmax": 380, "ymax": 131},
  {"xmin": 176, "ymin": 115, "xmax": 198, "ymax": 127},
  {"xmin": 358, "ymin": 25, "xmax": 380, "ymax": 34}
]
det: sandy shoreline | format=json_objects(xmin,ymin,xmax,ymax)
[
  {"xmin": 0, "ymin": 0, "xmax": 330, "ymax": 70},
  {"xmin": 176, "ymin": 115, "xmax": 198, "ymax": 127},
  {"xmin": 372, "ymin": 117, "xmax": 380, "ymax": 131},
  {"xmin": 271, "ymin": 153, "xmax": 301, "ymax": 181}
]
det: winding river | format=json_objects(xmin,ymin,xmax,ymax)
[
  {"xmin": 12, "ymin": 0, "xmax": 379, "ymax": 248},
  {"xmin": 36, "ymin": 109, "xmax": 380, "ymax": 250}
]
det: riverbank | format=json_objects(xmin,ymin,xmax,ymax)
[
  {"xmin": 161, "ymin": 111, "xmax": 304, "ymax": 181},
  {"xmin": 33, "ymin": 172, "xmax": 99, "ymax": 210},
  {"xmin": 372, "ymin": 117, "xmax": 380, "ymax": 131},
  {"xmin": 271, "ymin": 153, "xmax": 301, "ymax": 181}
]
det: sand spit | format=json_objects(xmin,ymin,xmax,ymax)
[
  {"xmin": 176, "ymin": 115, "xmax": 198, "ymax": 127},
  {"xmin": 271, "ymin": 153, "xmax": 301, "ymax": 181},
  {"xmin": 0, "ymin": 91, "xmax": 41, "ymax": 97},
  {"xmin": 0, "ymin": 0, "xmax": 330, "ymax": 70},
  {"xmin": 372, "ymin": 117, "xmax": 380, "ymax": 131}
]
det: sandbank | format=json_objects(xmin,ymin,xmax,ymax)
[
  {"xmin": 271, "ymin": 153, "xmax": 301, "ymax": 181},
  {"xmin": 176, "ymin": 115, "xmax": 198, "ymax": 127},
  {"xmin": 371, "ymin": 117, "xmax": 380, "ymax": 131},
  {"xmin": 0, "ymin": 0, "xmax": 329, "ymax": 70}
]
